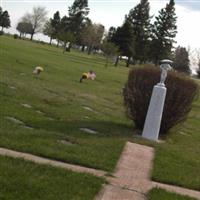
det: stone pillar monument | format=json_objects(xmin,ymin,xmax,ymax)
[{"xmin": 142, "ymin": 59, "xmax": 172, "ymax": 141}]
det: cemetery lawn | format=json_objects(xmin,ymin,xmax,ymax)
[
  {"xmin": 152, "ymin": 98, "xmax": 200, "ymax": 190},
  {"xmin": 148, "ymin": 188, "xmax": 198, "ymax": 200},
  {"xmin": 0, "ymin": 35, "xmax": 133, "ymax": 172},
  {"xmin": 0, "ymin": 155, "xmax": 104, "ymax": 200},
  {"xmin": 0, "ymin": 36, "xmax": 200, "ymax": 193}
]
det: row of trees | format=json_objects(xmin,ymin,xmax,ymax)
[
  {"xmin": 42, "ymin": 1, "xmax": 105, "ymax": 54},
  {"xmin": 17, "ymin": 7, "xmax": 47, "ymax": 40},
  {"xmin": 106, "ymin": 0, "xmax": 177, "ymax": 66},
  {"xmin": 0, "ymin": 7, "xmax": 10, "ymax": 31},
  {"xmin": 1, "ymin": 0, "xmax": 198, "ymax": 75},
  {"xmin": 15, "ymin": 0, "xmax": 105, "ymax": 54},
  {"xmin": 15, "ymin": 0, "xmax": 193, "ymax": 74},
  {"xmin": 14, "ymin": 0, "xmax": 178, "ymax": 63}
]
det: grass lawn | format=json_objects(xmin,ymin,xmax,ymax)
[
  {"xmin": 0, "ymin": 156, "xmax": 104, "ymax": 200},
  {"xmin": 148, "ymin": 188, "xmax": 198, "ymax": 200},
  {"xmin": 152, "ymin": 100, "xmax": 200, "ymax": 190},
  {"xmin": 0, "ymin": 36, "xmax": 133, "ymax": 172},
  {"xmin": 0, "ymin": 35, "xmax": 200, "ymax": 195}
]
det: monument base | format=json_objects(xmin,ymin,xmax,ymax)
[{"xmin": 142, "ymin": 84, "xmax": 166, "ymax": 141}]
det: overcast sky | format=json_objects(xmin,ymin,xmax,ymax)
[{"xmin": 1, "ymin": 0, "xmax": 200, "ymax": 50}]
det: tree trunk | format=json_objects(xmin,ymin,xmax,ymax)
[
  {"xmin": 105, "ymin": 57, "xmax": 109, "ymax": 67},
  {"xmin": 19, "ymin": 33, "xmax": 22, "ymax": 39},
  {"xmin": 114, "ymin": 56, "xmax": 119, "ymax": 67},
  {"xmin": 88, "ymin": 46, "xmax": 92, "ymax": 55},
  {"xmin": 30, "ymin": 33, "xmax": 34, "ymax": 40},
  {"xmin": 66, "ymin": 43, "xmax": 71, "ymax": 52},
  {"xmin": 49, "ymin": 37, "xmax": 52, "ymax": 45},
  {"xmin": 81, "ymin": 45, "xmax": 85, "ymax": 52},
  {"xmin": 1, "ymin": 26, "xmax": 3, "ymax": 31},
  {"xmin": 63, "ymin": 42, "xmax": 67, "ymax": 53},
  {"xmin": 56, "ymin": 40, "xmax": 60, "ymax": 47},
  {"xmin": 126, "ymin": 57, "xmax": 131, "ymax": 67}
]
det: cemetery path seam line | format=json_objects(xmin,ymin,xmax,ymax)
[{"xmin": 0, "ymin": 147, "xmax": 106, "ymax": 177}]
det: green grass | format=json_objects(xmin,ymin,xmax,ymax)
[
  {"xmin": 152, "ymin": 101, "xmax": 200, "ymax": 190},
  {"xmin": 0, "ymin": 156, "xmax": 104, "ymax": 200},
  {"xmin": 0, "ymin": 36, "xmax": 133, "ymax": 172},
  {"xmin": 148, "ymin": 188, "xmax": 197, "ymax": 200},
  {"xmin": 0, "ymin": 36, "xmax": 200, "ymax": 193}
]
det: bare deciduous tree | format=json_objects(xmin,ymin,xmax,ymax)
[
  {"xmin": 81, "ymin": 23, "xmax": 104, "ymax": 54},
  {"xmin": 22, "ymin": 6, "xmax": 47, "ymax": 40}
]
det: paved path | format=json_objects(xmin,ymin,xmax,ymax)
[
  {"xmin": 95, "ymin": 142, "xmax": 200, "ymax": 200},
  {"xmin": 0, "ymin": 143, "xmax": 200, "ymax": 200},
  {"xmin": 0, "ymin": 147, "xmax": 106, "ymax": 177},
  {"xmin": 152, "ymin": 182, "xmax": 200, "ymax": 200},
  {"xmin": 95, "ymin": 142, "xmax": 154, "ymax": 200}
]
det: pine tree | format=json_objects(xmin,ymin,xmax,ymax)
[
  {"xmin": 57, "ymin": 15, "xmax": 72, "ymax": 50},
  {"xmin": 68, "ymin": 0, "xmax": 89, "ymax": 39},
  {"xmin": 173, "ymin": 46, "xmax": 191, "ymax": 74},
  {"xmin": 51, "ymin": 11, "xmax": 61, "ymax": 41},
  {"xmin": 0, "ymin": 7, "xmax": 2, "ymax": 17},
  {"xmin": 150, "ymin": 0, "xmax": 177, "ymax": 64},
  {"xmin": 107, "ymin": 26, "xmax": 116, "ymax": 43},
  {"xmin": 0, "ymin": 9, "xmax": 11, "ymax": 31},
  {"xmin": 113, "ymin": 20, "xmax": 135, "ymax": 67},
  {"xmin": 77, "ymin": 17, "xmax": 91, "ymax": 50},
  {"xmin": 127, "ymin": 0, "xmax": 151, "ymax": 63},
  {"xmin": 0, "ymin": 7, "xmax": 3, "ymax": 31}
]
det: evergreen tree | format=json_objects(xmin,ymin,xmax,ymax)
[
  {"xmin": 196, "ymin": 60, "xmax": 200, "ymax": 78},
  {"xmin": 173, "ymin": 46, "xmax": 191, "ymax": 74},
  {"xmin": 195, "ymin": 49, "xmax": 200, "ymax": 78},
  {"xmin": 0, "ymin": 7, "xmax": 3, "ymax": 31},
  {"xmin": 68, "ymin": 0, "xmax": 89, "ymax": 40},
  {"xmin": 57, "ymin": 31, "xmax": 75, "ymax": 53},
  {"xmin": 57, "ymin": 15, "xmax": 72, "ymax": 50},
  {"xmin": 113, "ymin": 20, "xmax": 135, "ymax": 67},
  {"xmin": 0, "ymin": 9, "xmax": 11, "ymax": 31},
  {"xmin": 150, "ymin": 0, "xmax": 177, "ymax": 64},
  {"xmin": 77, "ymin": 17, "xmax": 91, "ymax": 51},
  {"xmin": 51, "ymin": 11, "xmax": 61, "ymax": 42},
  {"xmin": 107, "ymin": 26, "xmax": 116, "ymax": 43},
  {"xmin": 127, "ymin": 0, "xmax": 151, "ymax": 63},
  {"xmin": 60, "ymin": 15, "xmax": 70, "ymax": 32},
  {"xmin": 0, "ymin": 7, "xmax": 2, "ymax": 17}
]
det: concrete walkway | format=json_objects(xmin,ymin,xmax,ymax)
[
  {"xmin": 95, "ymin": 142, "xmax": 200, "ymax": 200},
  {"xmin": 152, "ymin": 182, "xmax": 200, "ymax": 200},
  {"xmin": 0, "ymin": 143, "xmax": 200, "ymax": 200},
  {"xmin": 0, "ymin": 147, "xmax": 106, "ymax": 177},
  {"xmin": 95, "ymin": 142, "xmax": 154, "ymax": 200}
]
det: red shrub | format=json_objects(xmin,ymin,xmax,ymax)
[{"xmin": 123, "ymin": 66, "xmax": 199, "ymax": 134}]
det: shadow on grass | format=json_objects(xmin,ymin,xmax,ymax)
[
  {"xmin": 27, "ymin": 119, "xmax": 135, "ymax": 138},
  {"xmin": 65, "ymin": 53, "xmax": 105, "ymax": 66}
]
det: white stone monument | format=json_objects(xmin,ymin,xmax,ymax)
[{"xmin": 142, "ymin": 59, "xmax": 172, "ymax": 141}]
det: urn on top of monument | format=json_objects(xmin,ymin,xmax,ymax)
[{"xmin": 158, "ymin": 59, "xmax": 173, "ymax": 87}]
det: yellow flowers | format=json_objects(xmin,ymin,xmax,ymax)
[{"xmin": 33, "ymin": 66, "xmax": 44, "ymax": 75}]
